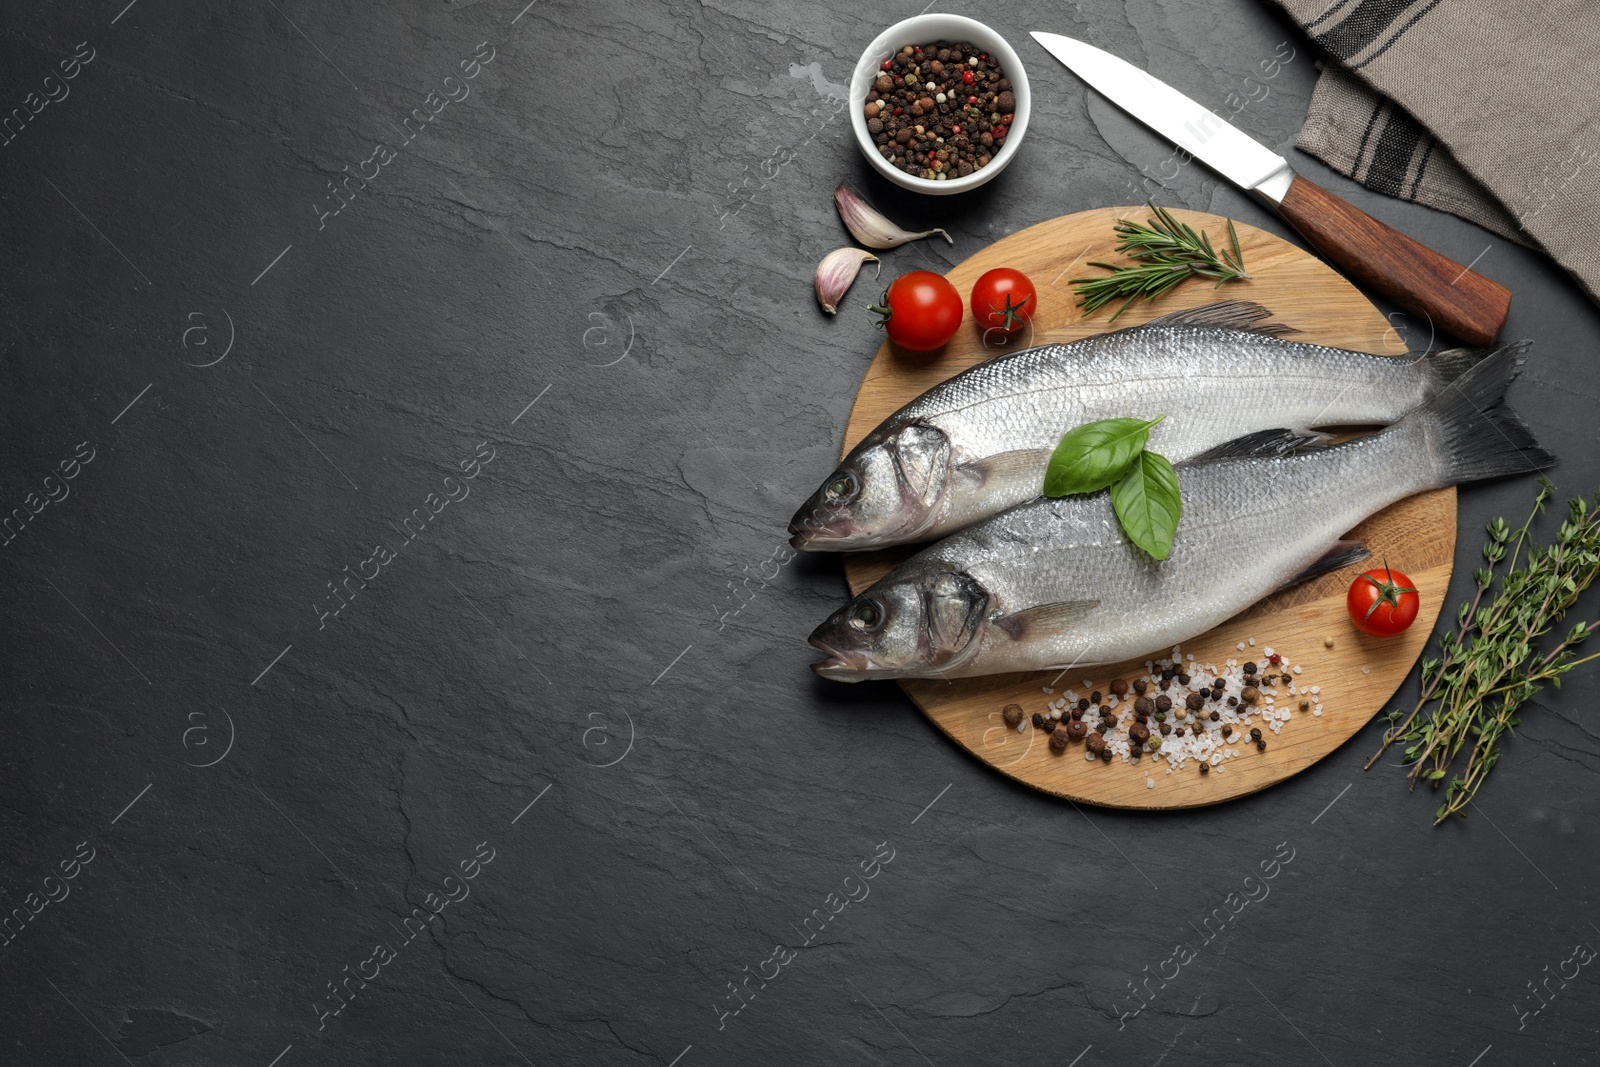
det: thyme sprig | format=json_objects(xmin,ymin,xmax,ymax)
[
  {"xmin": 1369, "ymin": 479, "xmax": 1600, "ymax": 824},
  {"xmin": 1070, "ymin": 203, "xmax": 1250, "ymax": 322}
]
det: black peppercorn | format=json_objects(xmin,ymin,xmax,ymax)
[
  {"xmin": 1227, "ymin": 696, "xmax": 1238, "ymax": 707},
  {"xmin": 1249, "ymin": 727, "xmax": 1262, "ymax": 740},
  {"xmin": 1159, "ymin": 678, "xmax": 1172, "ymax": 691},
  {"xmin": 1221, "ymin": 724, "xmax": 1233, "ymax": 738},
  {"xmin": 1101, "ymin": 748, "xmax": 1113, "ymax": 762},
  {"xmin": 1070, "ymin": 707, "xmax": 1084, "ymax": 720},
  {"xmin": 1200, "ymin": 762, "xmax": 1210, "ymax": 775},
  {"xmin": 1031, "ymin": 712, "xmax": 1047, "ymax": 730},
  {"xmin": 1177, "ymin": 672, "xmax": 1191, "ymax": 686},
  {"xmin": 1256, "ymin": 739, "xmax": 1267, "ymax": 751},
  {"xmin": 1209, "ymin": 710, "xmax": 1221, "ymax": 722},
  {"xmin": 1155, "ymin": 695, "xmax": 1172, "ymax": 713},
  {"xmin": 1243, "ymin": 661, "xmax": 1257, "ymax": 675},
  {"xmin": 1090, "ymin": 690, "xmax": 1102, "ymax": 705},
  {"xmin": 1077, "ymin": 698, "xmax": 1090, "ymax": 711}
]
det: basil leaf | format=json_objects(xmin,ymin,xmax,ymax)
[
  {"xmin": 1111, "ymin": 450, "xmax": 1182, "ymax": 561},
  {"xmin": 1043, "ymin": 415, "xmax": 1164, "ymax": 497}
]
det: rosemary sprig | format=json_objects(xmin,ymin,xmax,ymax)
[
  {"xmin": 1070, "ymin": 203, "xmax": 1250, "ymax": 322},
  {"xmin": 1369, "ymin": 479, "xmax": 1600, "ymax": 824}
]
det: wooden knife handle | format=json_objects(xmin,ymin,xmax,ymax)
[{"xmin": 1275, "ymin": 174, "xmax": 1510, "ymax": 347}]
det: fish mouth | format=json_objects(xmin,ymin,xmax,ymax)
[
  {"xmin": 789, "ymin": 511, "xmax": 896, "ymax": 553},
  {"xmin": 788, "ymin": 508, "xmax": 853, "ymax": 552},
  {"xmin": 807, "ymin": 633, "xmax": 869, "ymax": 680}
]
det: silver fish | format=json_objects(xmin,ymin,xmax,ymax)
[
  {"xmin": 807, "ymin": 344, "xmax": 1549, "ymax": 681},
  {"xmin": 791, "ymin": 300, "xmax": 1497, "ymax": 552}
]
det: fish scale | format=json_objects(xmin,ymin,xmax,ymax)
[
  {"xmin": 791, "ymin": 302, "xmax": 1475, "ymax": 552},
  {"xmin": 902, "ymin": 326, "xmax": 1429, "ymax": 459},
  {"xmin": 806, "ymin": 342, "xmax": 1552, "ymax": 681},
  {"xmin": 926, "ymin": 424, "xmax": 1428, "ymax": 673}
]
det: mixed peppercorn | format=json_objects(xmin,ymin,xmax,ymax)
[
  {"xmin": 865, "ymin": 41, "xmax": 1016, "ymax": 181},
  {"xmin": 994, "ymin": 643, "xmax": 1325, "ymax": 782}
]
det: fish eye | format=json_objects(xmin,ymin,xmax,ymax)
[
  {"xmin": 849, "ymin": 599, "xmax": 884, "ymax": 631},
  {"xmin": 824, "ymin": 471, "xmax": 859, "ymax": 503}
]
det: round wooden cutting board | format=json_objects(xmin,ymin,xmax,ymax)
[{"xmin": 838, "ymin": 207, "xmax": 1454, "ymax": 810}]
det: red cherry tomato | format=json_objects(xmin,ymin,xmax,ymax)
[
  {"xmin": 970, "ymin": 267, "xmax": 1037, "ymax": 335},
  {"xmin": 871, "ymin": 271, "xmax": 963, "ymax": 351},
  {"xmin": 1346, "ymin": 564, "xmax": 1420, "ymax": 636}
]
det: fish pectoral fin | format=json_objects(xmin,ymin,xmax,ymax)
[
  {"xmin": 992, "ymin": 600, "xmax": 1100, "ymax": 641},
  {"xmin": 1283, "ymin": 540, "xmax": 1371, "ymax": 589},
  {"xmin": 955, "ymin": 449, "xmax": 1051, "ymax": 487},
  {"xmin": 1182, "ymin": 428, "xmax": 1332, "ymax": 465},
  {"xmin": 1143, "ymin": 299, "xmax": 1298, "ymax": 337}
]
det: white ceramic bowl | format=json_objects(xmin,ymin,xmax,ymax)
[{"xmin": 848, "ymin": 14, "xmax": 1030, "ymax": 195}]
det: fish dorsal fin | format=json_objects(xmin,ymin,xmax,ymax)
[
  {"xmin": 992, "ymin": 600, "xmax": 1100, "ymax": 641},
  {"xmin": 1183, "ymin": 428, "xmax": 1332, "ymax": 465},
  {"xmin": 1143, "ymin": 300, "xmax": 1299, "ymax": 337},
  {"xmin": 1283, "ymin": 541, "xmax": 1370, "ymax": 589},
  {"xmin": 956, "ymin": 448, "xmax": 1052, "ymax": 486}
]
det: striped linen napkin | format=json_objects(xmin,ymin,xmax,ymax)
[{"xmin": 1270, "ymin": 0, "xmax": 1600, "ymax": 301}]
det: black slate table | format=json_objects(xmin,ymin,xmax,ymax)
[{"xmin": 4, "ymin": 2, "xmax": 1597, "ymax": 1065}]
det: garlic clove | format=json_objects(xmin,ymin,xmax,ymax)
[
  {"xmin": 815, "ymin": 247, "xmax": 880, "ymax": 315},
  {"xmin": 834, "ymin": 183, "xmax": 953, "ymax": 249}
]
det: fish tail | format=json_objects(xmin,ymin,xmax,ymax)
[
  {"xmin": 1415, "ymin": 341, "xmax": 1555, "ymax": 484},
  {"xmin": 1424, "ymin": 340, "xmax": 1527, "ymax": 390}
]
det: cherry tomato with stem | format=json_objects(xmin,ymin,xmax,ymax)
[
  {"xmin": 1346, "ymin": 562, "xmax": 1420, "ymax": 636},
  {"xmin": 970, "ymin": 267, "xmax": 1037, "ymax": 336},
  {"xmin": 870, "ymin": 271, "xmax": 963, "ymax": 351}
]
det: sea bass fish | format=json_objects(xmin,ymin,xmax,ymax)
[
  {"xmin": 790, "ymin": 300, "xmax": 1497, "ymax": 552},
  {"xmin": 807, "ymin": 343, "xmax": 1549, "ymax": 681}
]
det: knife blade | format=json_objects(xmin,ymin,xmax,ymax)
[{"xmin": 1030, "ymin": 31, "xmax": 1510, "ymax": 346}]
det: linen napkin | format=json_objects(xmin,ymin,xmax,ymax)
[{"xmin": 1269, "ymin": 0, "xmax": 1600, "ymax": 302}]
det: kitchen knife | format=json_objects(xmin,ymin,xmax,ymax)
[{"xmin": 1030, "ymin": 31, "xmax": 1510, "ymax": 345}]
